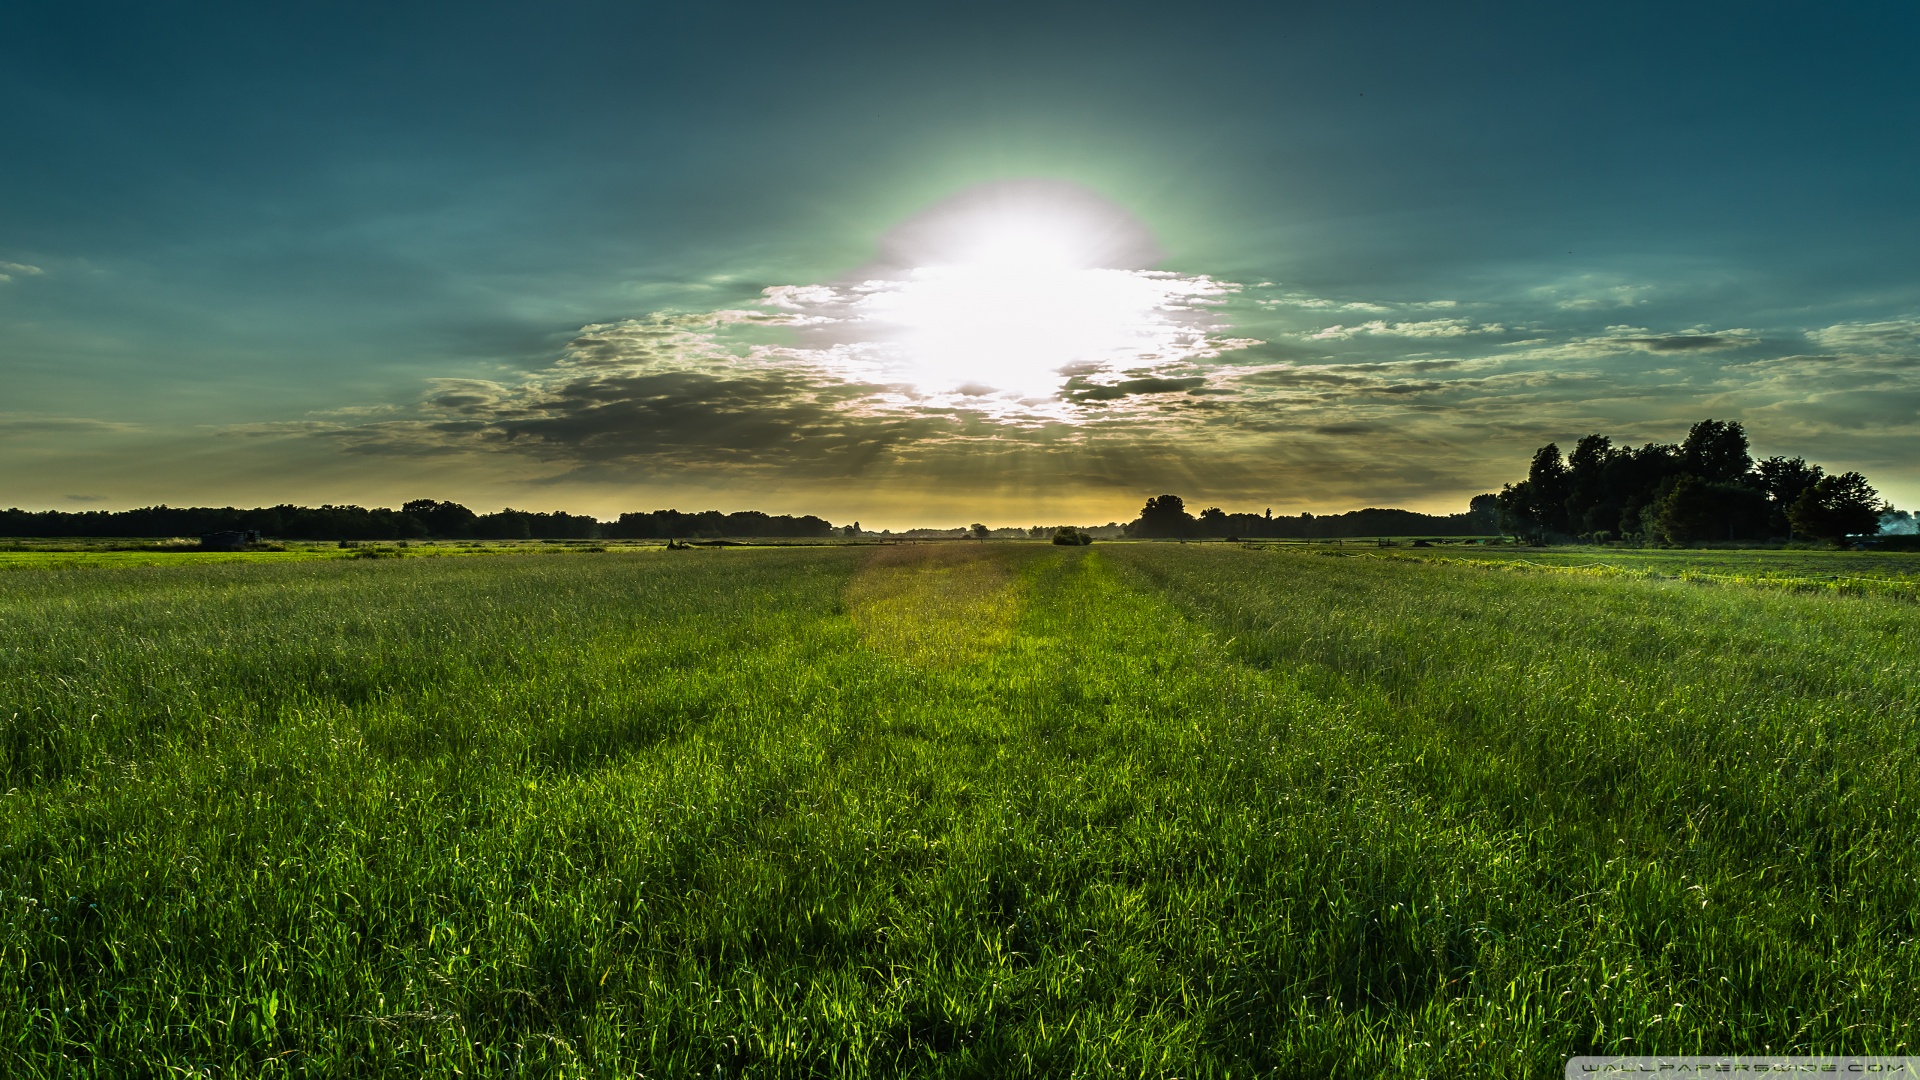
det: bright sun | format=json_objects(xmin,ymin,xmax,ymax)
[
  {"xmin": 861, "ymin": 262, "xmax": 1195, "ymax": 400},
  {"xmin": 842, "ymin": 180, "xmax": 1204, "ymax": 401},
  {"xmin": 766, "ymin": 180, "xmax": 1234, "ymax": 410}
]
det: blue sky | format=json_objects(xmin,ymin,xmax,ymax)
[{"xmin": 3, "ymin": 1, "xmax": 1916, "ymax": 525}]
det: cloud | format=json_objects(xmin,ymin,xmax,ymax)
[
  {"xmin": 1555, "ymin": 286, "xmax": 1652, "ymax": 310},
  {"xmin": 1529, "ymin": 278, "xmax": 1653, "ymax": 311},
  {"xmin": 0, "ymin": 262, "xmax": 45, "ymax": 284},
  {"xmin": 1060, "ymin": 375, "xmax": 1209, "ymax": 403},
  {"xmin": 1259, "ymin": 297, "xmax": 1329, "ymax": 310},
  {"xmin": 1607, "ymin": 331, "xmax": 1752, "ymax": 352},
  {"xmin": 1259, "ymin": 295, "xmax": 1457, "ymax": 313},
  {"xmin": 1806, "ymin": 318, "xmax": 1920, "ymax": 353},
  {"xmin": 1501, "ymin": 326, "xmax": 1760, "ymax": 361},
  {"xmin": 216, "ymin": 419, "xmax": 358, "ymax": 437},
  {"xmin": 1236, "ymin": 366, "xmax": 1375, "ymax": 389},
  {"xmin": 559, "ymin": 310, "xmax": 774, "ymax": 370},
  {"xmin": 416, "ymin": 368, "xmax": 944, "ymax": 471},
  {"xmin": 422, "ymin": 379, "xmax": 514, "ymax": 412},
  {"xmin": 236, "ymin": 263, "xmax": 1270, "ymax": 494},
  {"xmin": 1307, "ymin": 318, "xmax": 1504, "ymax": 340},
  {"xmin": 0, "ymin": 413, "xmax": 136, "ymax": 435}
]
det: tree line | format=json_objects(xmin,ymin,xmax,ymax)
[
  {"xmin": 1495, "ymin": 419, "xmax": 1890, "ymax": 545},
  {"xmin": 0, "ymin": 501, "xmax": 836, "ymax": 541},
  {"xmin": 1125, "ymin": 495, "xmax": 1499, "ymax": 539}
]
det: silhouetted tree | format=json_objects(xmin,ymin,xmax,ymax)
[
  {"xmin": 1565, "ymin": 435, "xmax": 1626, "ymax": 537},
  {"xmin": 1126, "ymin": 502, "xmax": 1491, "ymax": 539},
  {"xmin": 1789, "ymin": 472, "xmax": 1886, "ymax": 545},
  {"xmin": 1680, "ymin": 419, "xmax": 1753, "ymax": 483},
  {"xmin": 0, "ymin": 501, "xmax": 860, "ymax": 542},
  {"xmin": 1468, "ymin": 494, "xmax": 1500, "ymax": 533},
  {"xmin": 1133, "ymin": 495, "xmax": 1196, "ymax": 537},
  {"xmin": 1495, "ymin": 482, "xmax": 1539, "ymax": 541},
  {"xmin": 402, "ymin": 499, "xmax": 478, "ymax": 539},
  {"xmin": 1612, "ymin": 441, "xmax": 1684, "ymax": 538},
  {"xmin": 1496, "ymin": 419, "xmax": 1884, "ymax": 545},
  {"xmin": 1649, "ymin": 476, "xmax": 1769, "ymax": 545},
  {"xmin": 475, "ymin": 509, "xmax": 534, "ymax": 540},
  {"xmin": 1527, "ymin": 444, "xmax": 1573, "ymax": 536},
  {"xmin": 1754, "ymin": 456, "xmax": 1823, "ymax": 537},
  {"xmin": 606, "ymin": 509, "xmax": 832, "ymax": 539}
]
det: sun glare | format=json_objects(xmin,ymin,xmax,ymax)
[
  {"xmin": 945, "ymin": 214, "xmax": 1085, "ymax": 271},
  {"xmin": 860, "ymin": 262, "xmax": 1194, "ymax": 400},
  {"xmin": 836, "ymin": 181, "xmax": 1216, "ymax": 402},
  {"xmin": 766, "ymin": 180, "xmax": 1235, "ymax": 411}
]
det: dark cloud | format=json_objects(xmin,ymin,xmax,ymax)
[
  {"xmin": 1614, "ymin": 334, "xmax": 1747, "ymax": 352},
  {"xmin": 1235, "ymin": 367, "xmax": 1372, "ymax": 388},
  {"xmin": 1060, "ymin": 375, "xmax": 1208, "ymax": 403},
  {"xmin": 423, "ymin": 380, "xmax": 510, "ymax": 412},
  {"xmin": 337, "ymin": 368, "xmax": 968, "ymax": 479}
]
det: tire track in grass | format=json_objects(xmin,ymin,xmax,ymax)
[{"xmin": 844, "ymin": 545, "xmax": 1024, "ymax": 670}]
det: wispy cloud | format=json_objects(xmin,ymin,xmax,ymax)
[
  {"xmin": 1555, "ymin": 286, "xmax": 1651, "ymax": 310},
  {"xmin": 0, "ymin": 262, "xmax": 45, "ymax": 284},
  {"xmin": 1307, "ymin": 318, "xmax": 1504, "ymax": 340},
  {"xmin": 1528, "ymin": 278, "xmax": 1653, "ymax": 311},
  {"xmin": 0, "ymin": 412, "xmax": 136, "ymax": 435},
  {"xmin": 1258, "ymin": 294, "xmax": 1458, "ymax": 312},
  {"xmin": 1501, "ymin": 325, "xmax": 1760, "ymax": 360},
  {"xmin": 1807, "ymin": 318, "xmax": 1920, "ymax": 353}
]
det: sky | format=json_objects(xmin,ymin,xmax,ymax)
[{"xmin": 2, "ymin": 1, "xmax": 1917, "ymax": 528}]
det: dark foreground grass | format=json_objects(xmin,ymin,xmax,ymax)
[{"xmin": 1, "ymin": 545, "xmax": 1915, "ymax": 1077}]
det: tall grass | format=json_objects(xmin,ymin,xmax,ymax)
[{"xmin": 0, "ymin": 545, "xmax": 1914, "ymax": 1076}]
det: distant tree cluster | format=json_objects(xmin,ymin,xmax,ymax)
[
  {"xmin": 1125, "ymin": 494, "xmax": 1500, "ymax": 539},
  {"xmin": 1495, "ymin": 419, "xmax": 1889, "ymax": 545},
  {"xmin": 1015, "ymin": 523, "xmax": 1122, "ymax": 540},
  {"xmin": 0, "ymin": 501, "xmax": 835, "ymax": 541},
  {"xmin": 0, "ymin": 504, "xmax": 432, "ymax": 541},
  {"xmin": 604, "ymin": 509, "xmax": 834, "ymax": 540},
  {"xmin": 403, "ymin": 500, "xmax": 604, "ymax": 540}
]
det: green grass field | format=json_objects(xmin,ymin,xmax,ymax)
[{"xmin": 2, "ymin": 544, "xmax": 1916, "ymax": 1077}]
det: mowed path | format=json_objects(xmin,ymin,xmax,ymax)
[{"xmin": 0, "ymin": 544, "xmax": 1915, "ymax": 1077}]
